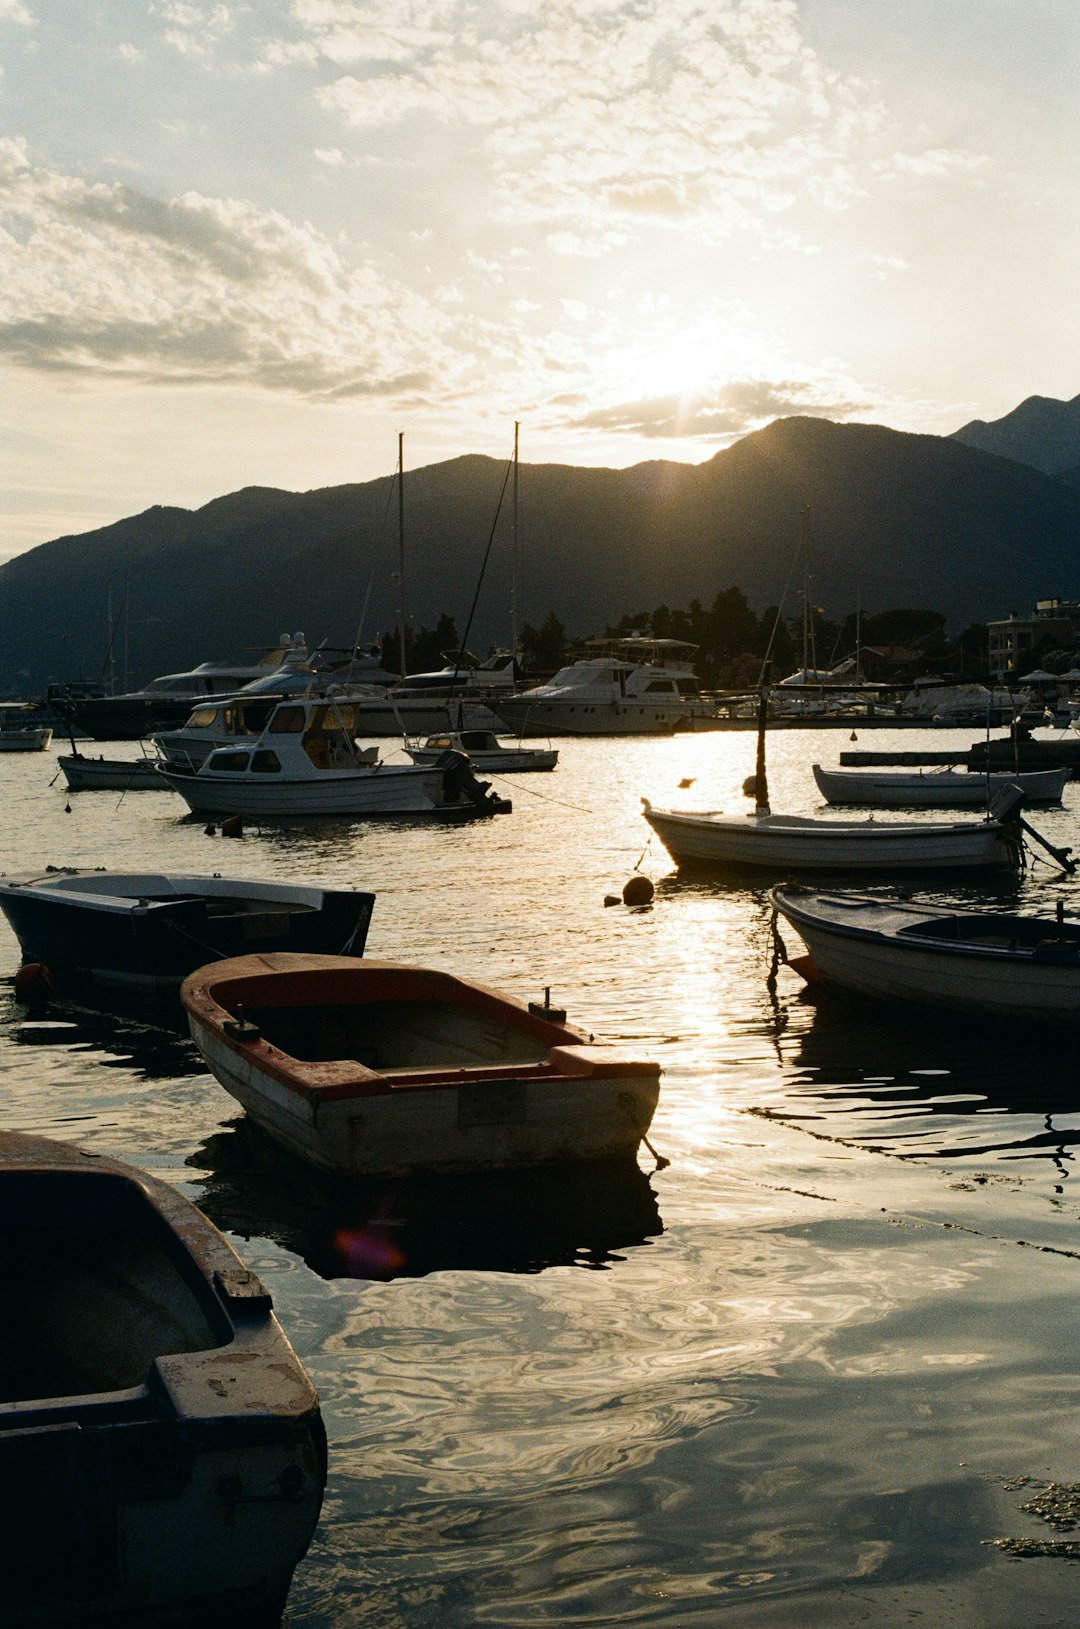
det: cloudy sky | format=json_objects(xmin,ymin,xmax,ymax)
[{"xmin": 1, "ymin": 0, "xmax": 1077, "ymax": 562}]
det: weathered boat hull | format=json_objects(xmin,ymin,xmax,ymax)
[
  {"xmin": 772, "ymin": 887, "xmax": 1080, "ymax": 1023},
  {"xmin": 0, "ymin": 871, "xmax": 374, "ymax": 991},
  {"xmin": 641, "ymin": 801, "xmax": 1017, "ymax": 872},
  {"xmin": 0, "ymin": 1131, "xmax": 326, "ymax": 1626},
  {"xmin": 812, "ymin": 762, "xmax": 1069, "ymax": 807},
  {"xmin": 183, "ymin": 954, "xmax": 662, "ymax": 1177}
]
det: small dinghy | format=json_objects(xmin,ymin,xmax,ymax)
[
  {"xmin": 771, "ymin": 885, "xmax": 1080, "ymax": 1023},
  {"xmin": 0, "ymin": 869, "xmax": 375, "ymax": 994},
  {"xmin": 811, "ymin": 762, "xmax": 1070, "ymax": 808},
  {"xmin": 0, "ymin": 1130, "xmax": 326, "ymax": 1626},
  {"xmin": 57, "ymin": 752, "xmax": 167, "ymax": 791},
  {"xmin": 182, "ymin": 953, "xmax": 662, "ymax": 1177},
  {"xmin": 405, "ymin": 728, "xmax": 558, "ymax": 773}
]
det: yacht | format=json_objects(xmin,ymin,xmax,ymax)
[
  {"xmin": 494, "ymin": 638, "xmax": 714, "ymax": 736},
  {"xmin": 345, "ymin": 650, "xmax": 519, "ymax": 737},
  {"xmin": 70, "ymin": 634, "xmax": 315, "ymax": 740}
]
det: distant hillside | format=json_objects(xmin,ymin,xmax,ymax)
[
  {"xmin": 952, "ymin": 393, "xmax": 1080, "ymax": 475},
  {"xmin": 5, "ymin": 416, "xmax": 1080, "ymax": 692}
]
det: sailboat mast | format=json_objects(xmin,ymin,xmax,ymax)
[
  {"xmin": 397, "ymin": 431, "xmax": 407, "ymax": 680},
  {"xmin": 800, "ymin": 504, "xmax": 810, "ymax": 676},
  {"xmin": 510, "ymin": 420, "xmax": 520, "ymax": 660}
]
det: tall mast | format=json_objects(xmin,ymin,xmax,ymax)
[
  {"xmin": 510, "ymin": 421, "xmax": 520, "ymax": 659},
  {"xmin": 800, "ymin": 504, "xmax": 811, "ymax": 675},
  {"xmin": 397, "ymin": 431, "xmax": 406, "ymax": 679}
]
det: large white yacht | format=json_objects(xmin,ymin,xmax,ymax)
[{"xmin": 494, "ymin": 638, "xmax": 714, "ymax": 736}]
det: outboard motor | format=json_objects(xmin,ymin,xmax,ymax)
[{"xmin": 434, "ymin": 749, "xmax": 512, "ymax": 815}]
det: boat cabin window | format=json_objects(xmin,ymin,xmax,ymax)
[
  {"xmin": 426, "ymin": 735, "xmax": 453, "ymax": 750},
  {"xmin": 185, "ymin": 706, "xmax": 220, "ymax": 729},
  {"xmin": 301, "ymin": 703, "xmax": 356, "ymax": 769},
  {"xmin": 269, "ymin": 706, "xmax": 306, "ymax": 733},
  {"xmin": 251, "ymin": 750, "xmax": 282, "ymax": 773},
  {"xmin": 209, "ymin": 751, "xmax": 250, "ymax": 773},
  {"xmin": 643, "ymin": 678, "xmax": 677, "ymax": 694}
]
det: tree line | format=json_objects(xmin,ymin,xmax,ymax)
[{"xmin": 386, "ymin": 591, "xmax": 994, "ymax": 686}]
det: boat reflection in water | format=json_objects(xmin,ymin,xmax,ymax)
[
  {"xmin": 190, "ymin": 1120, "xmax": 663, "ymax": 1281},
  {"xmin": 766, "ymin": 980, "xmax": 1080, "ymax": 1175}
]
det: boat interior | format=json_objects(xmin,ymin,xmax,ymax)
[
  {"xmin": 898, "ymin": 914, "xmax": 1080, "ymax": 953},
  {"xmin": 243, "ymin": 997, "xmax": 555, "ymax": 1072},
  {"xmin": 0, "ymin": 1171, "xmax": 230, "ymax": 1406}
]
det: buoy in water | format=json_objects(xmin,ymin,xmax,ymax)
[
  {"xmin": 221, "ymin": 814, "xmax": 244, "ymax": 838},
  {"xmin": 622, "ymin": 874, "xmax": 655, "ymax": 907},
  {"xmin": 204, "ymin": 823, "xmax": 217, "ymax": 836},
  {"xmin": 14, "ymin": 962, "xmax": 54, "ymax": 1003}
]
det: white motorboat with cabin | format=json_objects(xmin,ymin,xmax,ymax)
[
  {"xmin": 405, "ymin": 728, "xmax": 558, "ymax": 773},
  {"xmin": 495, "ymin": 638, "xmax": 715, "ymax": 736},
  {"xmin": 812, "ymin": 762, "xmax": 1070, "ymax": 809},
  {"xmin": 772, "ymin": 886, "xmax": 1080, "ymax": 1024},
  {"xmin": 0, "ymin": 1130, "xmax": 326, "ymax": 1626},
  {"xmin": 182, "ymin": 953, "xmax": 662, "ymax": 1177},
  {"xmin": 156, "ymin": 696, "xmax": 511, "ymax": 818}
]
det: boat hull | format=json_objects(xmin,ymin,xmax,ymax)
[
  {"xmin": 183, "ymin": 954, "xmax": 661, "ymax": 1177},
  {"xmin": 812, "ymin": 763, "xmax": 1069, "ymax": 807},
  {"xmin": 58, "ymin": 753, "xmax": 168, "ymax": 791},
  {"xmin": 0, "ymin": 871, "xmax": 375, "ymax": 991},
  {"xmin": 0, "ymin": 727, "xmax": 52, "ymax": 751},
  {"xmin": 0, "ymin": 1131, "xmax": 325, "ymax": 1627},
  {"xmin": 642, "ymin": 802, "xmax": 1017, "ymax": 872},
  {"xmin": 406, "ymin": 745, "xmax": 559, "ymax": 772},
  {"xmin": 496, "ymin": 698, "xmax": 696, "ymax": 736},
  {"xmin": 158, "ymin": 762, "xmax": 456, "ymax": 817},
  {"xmin": 773, "ymin": 888, "xmax": 1080, "ymax": 1023}
]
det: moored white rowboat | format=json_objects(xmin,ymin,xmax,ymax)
[
  {"xmin": 182, "ymin": 953, "xmax": 662, "ymax": 1177},
  {"xmin": 771, "ymin": 885, "xmax": 1080, "ymax": 1024},
  {"xmin": 641, "ymin": 799, "xmax": 1019, "ymax": 872},
  {"xmin": 812, "ymin": 762, "xmax": 1069, "ymax": 808}
]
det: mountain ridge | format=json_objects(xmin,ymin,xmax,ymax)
[{"xmin": 5, "ymin": 414, "xmax": 1080, "ymax": 690}]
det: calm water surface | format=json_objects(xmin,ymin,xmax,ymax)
[{"xmin": 6, "ymin": 727, "xmax": 1080, "ymax": 1625}]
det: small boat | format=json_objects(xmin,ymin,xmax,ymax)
[
  {"xmin": 0, "ymin": 869, "xmax": 375, "ymax": 993},
  {"xmin": 771, "ymin": 885, "xmax": 1080, "ymax": 1024},
  {"xmin": 181, "ymin": 953, "xmax": 662, "ymax": 1177},
  {"xmin": 0, "ymin": 1129, "xmax": 326, "ymax": 1626},
  {"xmin": 0, "ymin": 725, "xmax": 52, "ymax": 752},
  {"xmin": 641, "ymin": 799, "xmax": 1021, "ymax": 873},
  {"xmin": 405, "ymin": 728, "xmax": 558, "ymax": 773},
  {"xmin": 812, "ymin": 762, "xmax": 1069, "ymax": 808},
  {"xmin": 156, "ymin": 697, "xmax": 510, "ymax": 818},
  {"xmin": 57, "ymin": 752, "xmax": 168, "ymax": 791}
]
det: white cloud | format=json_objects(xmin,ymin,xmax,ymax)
[
  {"xmin": 0, "ymin": 0, "xmax": 34, "ymax": 24},
  {"xmin": 0, "ymin": 138, "xmax": 463, "ymax": 399}
]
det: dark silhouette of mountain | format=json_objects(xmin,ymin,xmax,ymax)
[
  {"xmin": 5, "ymin": 416, "xmax": 1080, "ymax": 692},
  {"xmin": 952, "ymin": 393, "xmax": 1080, "ymax": 475}
]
